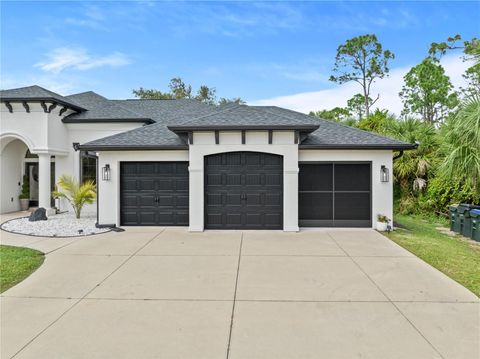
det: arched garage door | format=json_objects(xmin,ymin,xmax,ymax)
[{"xmin": 204, "ymin": 152, "xmax": 283, "ymax": 229}]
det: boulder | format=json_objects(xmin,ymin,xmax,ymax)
[{"xmin": 29, "ymin": 207, "xmax": 48, "ymax": 222}]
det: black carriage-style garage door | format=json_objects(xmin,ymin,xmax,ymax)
[
  {"xmin": 120, "ymin": 162, "xmax": 189, "ymax": 226},
  {"xmin": 204, "ymin": 152, "xmax": 283, "ymax": 229},
  {"xmin": 299, "ymin": 162, "xmax": 371, "ymax": 227}
]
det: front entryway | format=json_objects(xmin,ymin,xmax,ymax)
[
  {"xmin": 204, "ymin": 152, "xmax": 283, "ymax": 229},
  {"xmin": 299, "ymin": 162, "xmax": 372, "ymax": 227},
  {"xmin": 120, "ymin": 162, "xmax": 189, "ymax": 226}
]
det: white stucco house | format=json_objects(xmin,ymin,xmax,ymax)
[{"xmin": 0, "ymin": 85, "xmax": 415, "ymax": 231}]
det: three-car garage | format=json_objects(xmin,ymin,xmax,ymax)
[{"xmin": 119, "ymin": 156, "xmax": 372, "ymax": 229}]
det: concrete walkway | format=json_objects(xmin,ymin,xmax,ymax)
[{"xmin": 1, "ymin": 215, "xmax": 479, "ymax": 358}]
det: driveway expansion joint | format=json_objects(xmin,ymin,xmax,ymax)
[{"xmin": 326, "ymin": 232, "xmax": 447, "ymax": 359}]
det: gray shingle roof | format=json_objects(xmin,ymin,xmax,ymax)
[
  {"xmin": 168, "ymin": 104, "xmax": 319, "ymax": 131},
  {"xmin": 79, "ymin": 122, "xmax": 187, "ymax": 150},
  {"xmin": 252, "ymin": 106, "xmax": 414, "ymax": 149},
  {"xmin": 63, "ymin": 92, "xmax": 154, "ymax": 123},
  {"xmin": 112, "ymin": 99, "xmax": 218, "ymax": 124},
  {"xmin": 81, "ymin": 103, "xmax": 414, "ymax": 151},
  {"xmin": 0, "ymin": 85, "xmax": 86, "ymax": 111}
]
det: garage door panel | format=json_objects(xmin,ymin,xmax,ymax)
[
  {"xmin": 139, "ymin": 179, "xmax": 155, "ymax": 190},
  {"xmin": 264, "ymin": 213, "xmax": 282, "ymax": 225},
  {"xmin": 120, "ymin": 162, "xmax": 189, "ymax": 226},
  {"xmin": 225, "ymin": 213, "xmax": 241, "ymax": 225},
  {"xmin": 123, "ymin": 179, "xmax": 137, "ymax": 191},
  {"xmin": 265, "ymin": 193, "xmax": 282, "ymax": 206},
  {"xmin": 335, "ymin": 193, "xmax": 371, "ymax": 220},
  {"xmin": 206, "ymin": 174, "xmax": 222, "ymax": 186},
  {"xmin": 299, "ymin": 164, "xmax": 333, "ymax": 191},
  {"xmin": 299, "ymin": 193, "xmax": 333, "ymax": 220},
  {"xmin": 138, "ymin": 163, "xmax": 156, "ymax": 175},
  {"xmin": 226, "ymin": 174, "xmax": 242, "ymax": 185},
  {"xmin": 299, "ymin": 163, "xmax": 371, "ymax": 228},
  {"xmin": 205, "ymin": 152, "xmax": 283, "ymax": 229},
  {"xmin": 335, "ymin": 164, "xmax": 370, "ymax": 191}
]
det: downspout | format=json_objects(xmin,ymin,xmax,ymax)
[{"xmin": 393, "ymin": 150, "xmax": 404, "ymax": 161}]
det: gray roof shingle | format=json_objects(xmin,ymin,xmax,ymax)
[
  {"xmin": 63, "ymin": 92, "xmax": 154, "ymax": 123},
  {"xmin": 168, "ymin": 104, "xmax": 319, "ymax": 131},
  {"xmin": 252, "ymin": 106, "xmax": 414, "ymax": 149},
  {"xmin": 0, "ymin": 85, "xmax": 86, "ymax": 111}
]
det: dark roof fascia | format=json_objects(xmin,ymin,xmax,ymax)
[
  {"xmin": 63, "ymin": 118, "xmax": 154, "ymax": 124},
  {"xmin": 0, "ymin": 97, "xmax": 87, "ymax": 112},
  {"xmin": 78, "ymin": 145, "xmax": 188, "ymax": 151},
  {"xmin": 299, "ymin": 143, "xmax": 418, "ymax": 150},
  {"xmin": 168, "ymin": 125, "xmax": 320, "ymax": 132}
]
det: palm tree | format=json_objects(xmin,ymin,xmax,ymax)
[
  {"xmin": 386, "ymin": 118, "xmax": 439, "ymax": 194},
  {"xmin": 439, "ymin": 95, "xmax": 480, "ymax": 192},
  {"xmin": 52, "ymin": 175, "xmax": 96, "ymax": 219}
]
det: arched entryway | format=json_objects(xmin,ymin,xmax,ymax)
[
  {"xmin": 204, "ymin": 151, "xmax": 283, "ymax": 229},
  {"xmin": 0, "ymin": 136, "xmax": 55, "ymax": 213}
]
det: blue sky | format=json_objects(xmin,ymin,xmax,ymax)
[{"xmin": 1, "ymin": 1, "xmax": 478, "ymax": 112}]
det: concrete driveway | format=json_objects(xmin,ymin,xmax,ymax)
[{"xmin": 1, "ymin": 222, "xmax": 479, "ymax": 358}]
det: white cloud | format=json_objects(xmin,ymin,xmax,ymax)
[
  {"xmin": 35, "ymin": 48, "xmax": 130, "ymax": 74},
  {"xmin": 250, "ymin": 55, "xmax": 470, "ymax": 116}
]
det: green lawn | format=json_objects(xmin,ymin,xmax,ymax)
[
  {"xmin": 0, "ymin": 245, "xmax": 44, "ymax": 293},
  {"xmin": 386, "ymin": 214, "xmax": 480, "ymax": 297}
]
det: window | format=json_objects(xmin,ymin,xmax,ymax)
[{"xmin": 80, "ymin": 151, "xmax": 97, "ymax": 184}]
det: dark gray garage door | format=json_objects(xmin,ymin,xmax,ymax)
[
  {"xmin": 299, "ymin": 162, "xmax": 371, "ymax": 227},
  {"xmin": 120, "ymin": 162, "xmax": 189, "ymax": 226},
  {"xmin": 205, "ymin": 152, "xmax": 283, "ymax": 229}
]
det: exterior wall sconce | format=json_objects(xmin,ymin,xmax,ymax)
[
  {"xmin": 102, "ymin": 164, "xmax": 111, "ymax": 181},
  {"xmin": 380, "ymin": 165, "xmax": 389, "ymax": 182}
]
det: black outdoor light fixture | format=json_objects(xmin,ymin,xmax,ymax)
[
  {"xmin": 380, "ymin": 165, "xmax": 389, "ymax": 182},
  {"xmin": 102, "ymin": 164, "xmax": 111, "ymax": 181}
]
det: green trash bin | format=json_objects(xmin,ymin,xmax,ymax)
[
  {"xmin": 470, "ymin": 209, "xmax": 480, "ymax": 242},
  {"xmin": 458, "ymin": 204, "xmax": 480, "ymax": 238},
  {"xmin": 449, "ymin": 206, "xmax": 459, "ymax": 233}
]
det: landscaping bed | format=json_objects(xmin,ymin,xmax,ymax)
[
  {"xmin": 0, "ymin": 212, "xmax": 110, "ymax": 237},
  {"xmin": 0, "ymin": 245, "xmax": 44, "ymax": 293},
  {"xmin": 387, "ymin": 214, "xmax": 480, "ymax": 297}
]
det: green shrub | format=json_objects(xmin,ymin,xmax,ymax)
[{"xmin": 422, "ymin": 177, "xmax": 480, "ymax": 215}]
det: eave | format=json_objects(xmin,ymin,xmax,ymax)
[
  {"xmin": 299, "ymin": 143, "xmax": 418, "ymax": 150},
  {"xmin": 168, "ymin": 124, "xmax": 320, "ymax": 133},
  {"xmin": 77, "ymin": 144, "xmax": 188, "ymax": 151},
  {"xmin": 0, "ymin": 97, "xmax": 86, "ymax": 112},
  {"xmin": 63, "ymin": 117, "xmax": 154, "ymax": 124}
]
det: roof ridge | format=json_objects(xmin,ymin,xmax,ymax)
[
  {"xmin": 252, "ymin": 106, "xmax": 316, "ymax": 124},
  {"xmin": 171, "ymin": 103, "xmax": 241, "ymax": 125}
]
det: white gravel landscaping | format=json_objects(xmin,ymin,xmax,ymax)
[{"xmin": 0, "ymin": 212, "xmax": 110, "ymax": 237}]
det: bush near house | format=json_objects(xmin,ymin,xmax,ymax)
[{"xmin": 52, "ymin": 175, "xmax": 96, "ymax": 219}]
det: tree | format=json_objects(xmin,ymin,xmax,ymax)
[
  {"xmin": 309, "ymin": 107, "xmax": 351, "ymax": 122},
  {"xmin": 52, "ymin": 175, "xmax": 96, "ymax": 219},
  {"xmin": 329, "ymin": 34, "xmax": 394, "ymax": 117},
  {"xmin": 386, "ymin": 118, "xmax": 438, "ymax": 197},
  {"xmin": 168, "ymin": 77, "xmax": 192, "ymax": 99},
  {"xmin": 133, "ymin": 78, "xmax": 242, "ymax": 105},
  {"xmin": 347, "ymin": 94, "xmax": 371, "ymax": 120},
  {"xmin": 399, "ymin": 57, "xmax": 458, "ymax": 124},
  {"xmin": 195, "ymin": 85, "xmax": 216, "ymax": 105},
  {"xmin": 218, "ymin": 97, "xmax": 246, "ymax": 106},
  {"xmin": 356, "ymin": 108, "xmax": 394, "ymax": 134},
  {"xmin": 132, "ymin": 87, "xmax": 173, "ymax": 99},
  {"xmin": 429, "ymin": 35, "xmax": 480, "ymax": 97},
  {"xmin": 438, "ymin": 95, "xmax": 480, "ymax": 192}
]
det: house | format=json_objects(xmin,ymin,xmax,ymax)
[{"xmin": 0, "ymin": 85, "xmax": 415, "ymax": 231}]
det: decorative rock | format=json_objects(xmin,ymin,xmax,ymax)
[
  {"xmin": 29, "ymin": 207, "xmax": 48, "ymax": 222},
  {"xmin": 1, "ymin": 212, "xmax": 109, "ymax": 237}
]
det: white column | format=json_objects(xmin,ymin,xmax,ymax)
[
  {"xmin": 283, "ymin": 168, "xmax": 299, "ymax": 231},
  {"xmin": 38, "ymin": 153, "xmax": 51, "ymax": 210}
]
